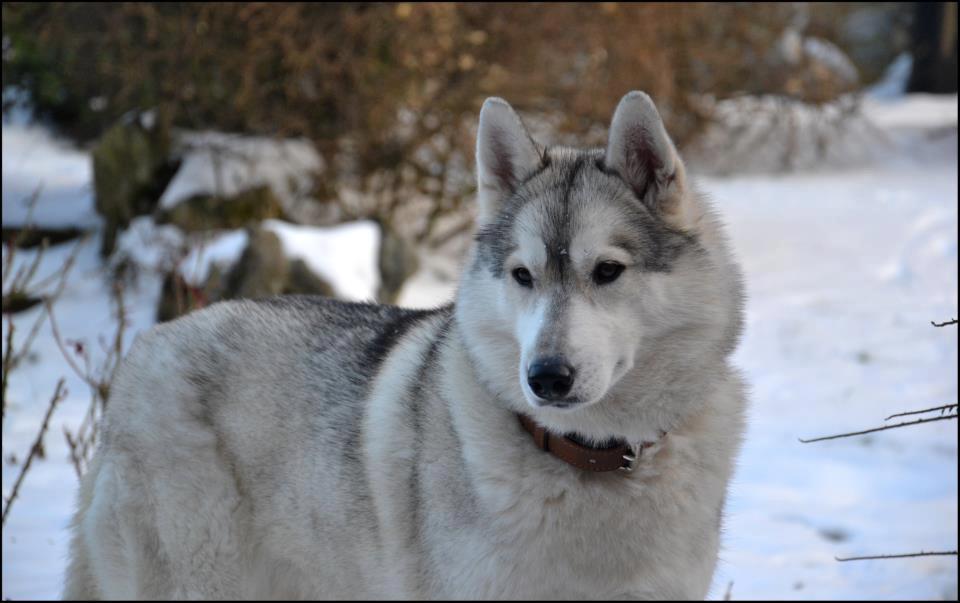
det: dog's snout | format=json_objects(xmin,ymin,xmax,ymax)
[{"xmin": 527, "ymin": 358, "xmax": 575, "ymax": 401}]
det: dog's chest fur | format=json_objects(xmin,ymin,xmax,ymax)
[{"xmin": 363, "ymin": 317, "xmax": 738, "ymax": 599}]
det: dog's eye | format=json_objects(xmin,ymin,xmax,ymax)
[
  {"xmin": 512, "ymin": 267, "xmax": 533, "ymax": 287},
  {"xmin": 593, "ymin": 261, "xmax": 625, "ymax": 285}
]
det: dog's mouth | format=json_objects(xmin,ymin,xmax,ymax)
[{"xmin": 532, "ymin": 397, "xmax": 582, "ymax": 409}]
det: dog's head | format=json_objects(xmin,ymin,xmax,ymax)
[{"xmin": 456, "ymin": 92, "xmax": 742, "ymax": 437}]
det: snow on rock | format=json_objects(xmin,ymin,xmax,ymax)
[
  {"xmin": 803, "ymin": 36, "xmax": 860, "ymax": 85},
  {"xmin": 1, "ymin": 118, "xmax": 99, "ymax": 229},
  {"xmin": 262, "ymin": 219, "xmax": 380, "ymax": 302},
  {"xmin": 688, "ymin": 92, "xmax": 958, "ymax": 176},
  {"xmin": 177, "ymin": 228, "xmax": 249, "ymax": 286},
  {"xmin": 686, "ymin": 94, "xmax": 880, "ymax": 175},
  {"xmin": 113, "ymin": 216, "xmax": 186, "ymax": 274},
  {"xmin": 158, "ymin": 131, "xmax": 323, "ymax": 213},
  {"xmin": 175, "ymin": 219, "xmax": 381, "ymax": 302},
  {"xmin": 776, "ymin": 29, "xmax": 859, "ymax": 86}
]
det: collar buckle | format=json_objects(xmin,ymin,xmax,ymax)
[{"xmin": 620, "ymin": 446, "xmax": 640, "ymax": 472}]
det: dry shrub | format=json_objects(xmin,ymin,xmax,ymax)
[{"xmin": 3, "ymin": 2, "xmax": 861, "ymax": 242}]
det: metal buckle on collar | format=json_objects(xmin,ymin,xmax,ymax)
[{"xmin": 620, "ymin": 445, "xmax": 640, "ymax": 472}]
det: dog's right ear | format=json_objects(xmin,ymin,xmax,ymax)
[{"xmin": 476, "ymin": 97, "xmax": 543, "ymax": 224}]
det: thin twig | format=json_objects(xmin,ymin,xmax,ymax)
[
  {"xmin": 885, "ymin": 404, "xmax": 957, "ymax": 421},
  {"xmin": 1, "ymin": 318, "xmax": 14, "ymax": 429},
  {"xmin": 46, "ymin": 301, "xmax": 97, "ymax": 389},
  {"xmin": 1, "ymin": 378, "xmax": 67, "ymax": 527},
  {"xmin": 836, "ymin": 550, "xmax": 958, "ymax": 562},
  {"xmin": 799, "ymin": 414, "xmax": 958, "ymax": 443},
  {"xmin": 931, "ymin": 318, "xmax": 957, "ymax": 327},
  {"xmin": 27, "ymin": 235, "xmax": 85, "ymax": 293},
  {"xmin": 64, "ymin": 427, "xmax": 84, "ymax": 480},
  {"xmin": 723, "ymin": 580, "xmax": 734, "ymax": 601}
]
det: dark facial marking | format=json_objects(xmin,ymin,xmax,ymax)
[
  {"xmin": 474, "ymin": 155, "xmax": 551, "ymax": 278},
  {"xmin": 476, "ymin": 147, "xmax": 696, "ymax": 279},
  {"xmin": 619, "ymin": 200, "xmax": 697, "ymax": 272},
  {"xmin": 542, "ymin": 154, "xmax": 588, "ymax": 285}
]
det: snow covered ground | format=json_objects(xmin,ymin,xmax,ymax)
[{"xmin": 2, "ymin": 93, "xmax": 957, "ymax": 599}]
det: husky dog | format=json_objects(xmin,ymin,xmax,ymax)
[{"xmin": 64, "ymin": 91, "xmax": 746, "ymax": 600}]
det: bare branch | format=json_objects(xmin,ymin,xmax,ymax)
[
  {"xmin": 931, "ymin": 318, "xmax": 957, "ymax": 327},
  {"xmin": 1, "ymin": 378, "xmax": 67, "ymax": 527},
  {"xmin": 2, "ymin": 236, "xmax": 84, "ymax": 391},
  {"xmin": 1, "ymin": 317, "xmax": 14, "ymax": 429},
  {"xmin": 885, "ymin": 404, "xmax": 957, "ymax": 421},
  {"xmin": 46, "ymin": 300, "xmax": 99, "ymax": 392},
  {"xmin": 53, "ymin": 278, "xmax": 130, "ymax": 478},
  {"xmin": 64, "ymin": 427, "xmax": 84, "ymax": 480},
  {"xmin": 836, "ymin": 550, "xmax": 958, "ymax": 562},
  {"xmin": 799, "ymin": 414, "xmax": 958, "ymax": 443}
]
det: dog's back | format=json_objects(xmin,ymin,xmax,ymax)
[{"xmin": 64, "ymin": 297, "xmax": 447, "ymax": 599}]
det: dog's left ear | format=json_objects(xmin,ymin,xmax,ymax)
[{"xmin": 605, "ymin": 91, "xmax": 695, "ymax": 230}]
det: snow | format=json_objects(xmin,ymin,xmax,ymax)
[
  {"xmin": 2, "ymin": 93, "xmax": 957, "ymax": 599},
  {"xmin": 868, "ymin": 53, "xmax": 914, "ymax": 101},
  {"xmin": 158, "ymin": 131, "xmax": 323, "ymax": 211},
  {"xmin": 1, "ymin": 116, "xmax": 99, "ymax": 229},
  {"xmin": 706, "ymin": 158, "xmax": 958, "ymax": 600},
  {"xmin": 863, "ymin": 92, "xmax": 959, "ymax": 131}
]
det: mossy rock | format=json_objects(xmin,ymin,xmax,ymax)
[
  {"xmin": 286, "ymin": 259, "xmax": 335, "ymax": 297},
  {"xmin": 155, "ymin": 185, "xmax": 285, "ymax": 233},
  {"xmin": 93, "ymin": 112, "xmax": 177, "ymax": 257},
  {"xmin": 156, "ymin": 265, "xmax": 224, "ymax": 323},
  {"xmin": 377, "ymin": 225, "xmax": 419, "ymax": 304},
  {"xmin": 221, "ymin": 227, "xmax": 289, "ymax": 300}
]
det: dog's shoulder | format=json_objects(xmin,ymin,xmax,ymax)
[{"xmin": 103, "ymin": 296, "xmax": 449, "ymax": 444}]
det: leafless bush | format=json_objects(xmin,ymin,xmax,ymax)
[
  {"xmin": 49, "ymin": 280, "xmax": 129, "ymax": 478},
  {"xmin": 4, "ymin": 3, "xmax": 868, "ymax": 245},
  {"xmin": 1, "ymin": 207, "xmax": 85, "ymax": 527},
  {"xmin": 2, "ymin": 193, "xmax": 83, "ymax": 422}
]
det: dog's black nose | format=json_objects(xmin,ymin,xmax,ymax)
[{"xmin": 527, "ymin": 358, "xmax": 574, "ymax": 401}]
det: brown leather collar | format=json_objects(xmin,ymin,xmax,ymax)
[{"xmin": 517, "ymin": 414, "xmax": 662, "ymax": 473}]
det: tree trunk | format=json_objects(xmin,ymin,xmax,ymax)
[{"xmin": 907, "ymin": 2, "xmax": 958, "ymax": 93}]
